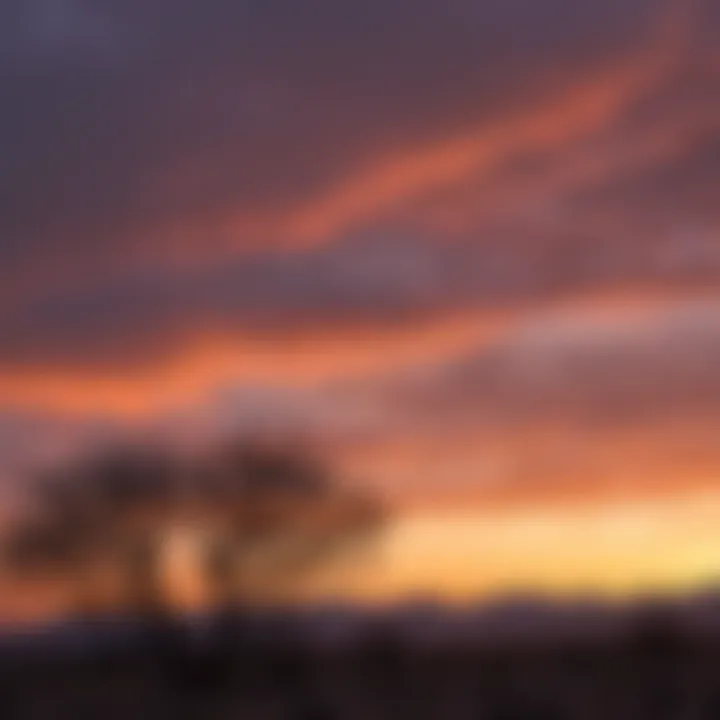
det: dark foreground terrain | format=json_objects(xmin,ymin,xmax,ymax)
[{"xmin": 4, "ymin": 598, "xmax": 720, "ymax": 719}]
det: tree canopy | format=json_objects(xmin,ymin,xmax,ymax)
[{"xmin": 2, "ymin": 440, "xmax": 386, "ymax": 616}]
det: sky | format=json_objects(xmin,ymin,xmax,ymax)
[{"xmin": 1, "ymin": 0, "xmax": 720, "ymax": 604}]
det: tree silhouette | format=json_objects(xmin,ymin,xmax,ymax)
[
  {"xmin": 2, "ymin": 446, "xmax": 183, "ymax": 617},
  {"xmin": 2, "ymin": 439, "xmax": 386, "ymax": 711},
  {"xmin": 2, "ymin": 439, "xmax": 386, "ymax": 618},
  {"xmin": 197, "ymin": 441, "xmax": 386, "ymax": 607}
]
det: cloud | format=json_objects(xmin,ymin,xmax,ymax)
[
  {"xmin": 1, "ymin": 0, "xmax": 720, "ymax": 519},
  {"xmin": 0, "ymin": 0, "xmax": 696, "ymax": 285},
  {"xmin": 389, "ymin": 297, "xmax": 720, "ymax": 427},
  {"xmin": 4, "ymin": 294, "xmax": 720, "ymax": 503},
  {"xmin": 333, "ymin": 296, "xmax": 720, "ymax": 506}
]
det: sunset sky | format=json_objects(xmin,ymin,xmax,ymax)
[{"xmin": 2, "ymin": 0, "xmax": 720, "ymax": 604}]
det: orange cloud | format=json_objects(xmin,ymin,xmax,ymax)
[
  {"xmin": 402, "ymin": 96, "xmax": 718, "ymax": 237},
  {"xmin": 0, "ymin": 286, "xmax": 709, "ymax": 419},
  {"xmin": 39, "ymin": 0, "xmax": 694, "ymax": 293},
  {"xmin": 0, "ymin": 0, "xmax": 701, "ymax": 318},
  {"xmin": 338, "ymin": 417, "xmax": 720, "ymax": 513},
  {"xmin": 229, "ymin": 0, "xmax": 694, "ymax": 248},
  {"xmin": 0, "ymin": 308, "xmax": 510, "ymax": 418}
]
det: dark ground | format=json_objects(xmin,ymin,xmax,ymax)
[{"xmin": 3, "ymin": 600, "xmax": 720, "ymax": 719}]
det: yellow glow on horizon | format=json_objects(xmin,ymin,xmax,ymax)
[
  {"xmin": 328, "ymin": 487, "xmax": 720, "ymax": 602},
  {"xmin": 3, "ymin": 487, "xmax": 720, "ymax": 622}
]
